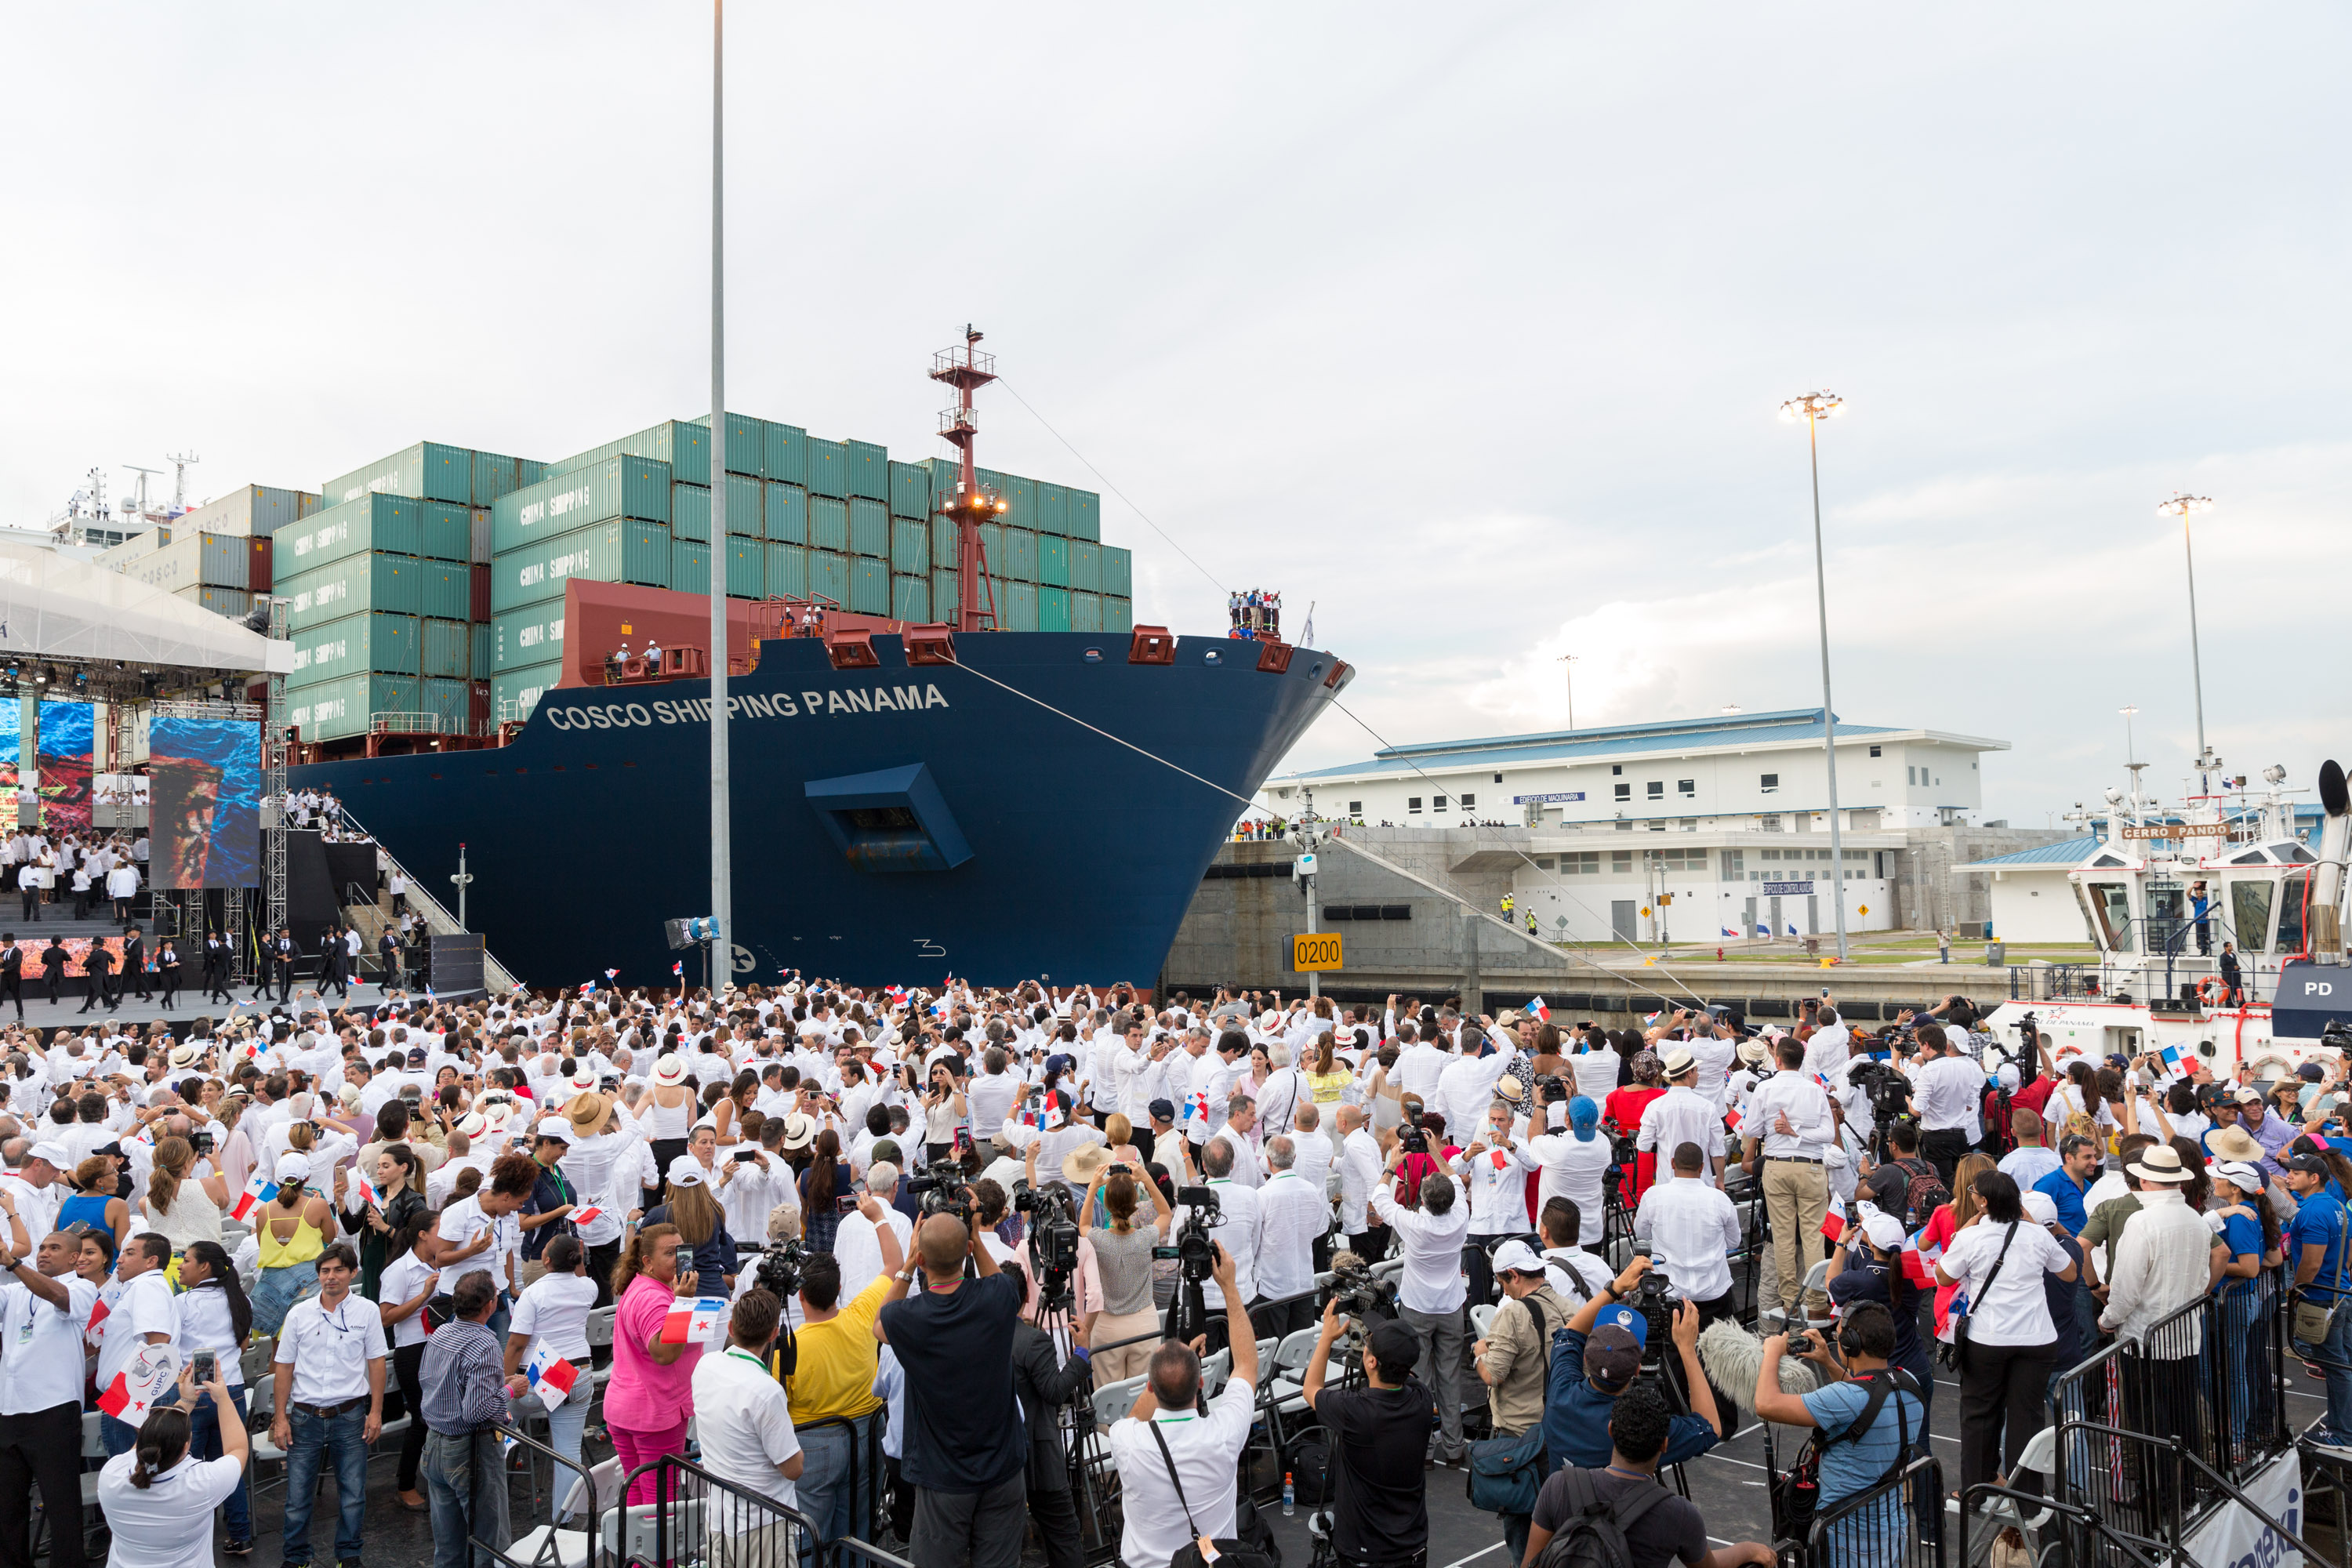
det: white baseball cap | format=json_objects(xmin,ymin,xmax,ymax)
[
  {"xmin": 665, "ymin": 1155, "xmax": 706, "ymax": 1189},
  {"xmin": 1490, "ymin": 1239, "xmax": 1545, "ymax": 1276}
]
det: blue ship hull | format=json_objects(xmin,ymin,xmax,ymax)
[{"xmin": 292, "ymin": 631, "xmax": 1343, "ymax": 989}]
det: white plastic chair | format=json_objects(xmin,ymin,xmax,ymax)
[
  {"xmin": 1091, "ymin": 1374, "xmax": 1146, "ymax": 1431},
  {"xmin": 1469, "ymin": 1303, "xmax": 1499, "ymax": 1338},
  {"xmin": 1956, "ymin": 1425, "xmax": 2057, "ymax": 1567},
  {"xmin": 240, "ymin": 1338, "xmax": 277, "ymax": 1385},
  {"xmin": 507, "ymin": 1456, "xmax": 627, "ymax": 1568},
  {"xmin": 1200, "ymin": 1347, "xmax": 1232, "ymax": 1400},
  {"xmin": 74, "ymin": 1411, "xmax": 105, "ymax": 1512}
]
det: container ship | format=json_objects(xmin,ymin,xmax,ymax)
[{"xmin": 273, "ymin": 334, "xmax": 1348, "ymax": 987}]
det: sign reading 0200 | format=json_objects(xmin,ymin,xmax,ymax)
[{"xmin": 1291, "ymin": 932, "xmax": 1344, "ymax": 973}]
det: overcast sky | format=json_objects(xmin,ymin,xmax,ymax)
[{"xmin": 5, "ymin": 5, "xmax": 2347, "ymax": 824}]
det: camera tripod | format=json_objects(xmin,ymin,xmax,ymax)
[{"xmin": 1036, "ymin": 1287, "xmax": 1118, "ymax": 1567}]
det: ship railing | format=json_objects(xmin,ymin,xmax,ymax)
[
  {"xmin": 369, "ymin": 710, "xmax": 445, "ymax": 735},
  {"xmin": 319, "ymin": 800, "xmax": 521, "ymax": 994}
]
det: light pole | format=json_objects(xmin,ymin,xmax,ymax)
[
  {"xmin": 1781, "ymin": 390, "xmax": 1849, "ymax": 961},
  {"xmin": 1557, "ymin": 654, "xmax": 1579, "ymax": 731},
  {"xmin": 1293, "ymin": 789, "xmax": 1327, "ymax": 1000},
  {"xmin": 706, "ymin": 0, "xmax": 734, "ymax": 958},
  {"xmin": 2120, "ymin": 704, "xmax": 2139, "ymax": 771},
  {"xmin": 2157, "ymin": 494, "xmax": 2216, "ymax": 796}
]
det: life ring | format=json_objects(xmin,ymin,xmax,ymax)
[{"xmin": 2198, "ymin": 977, "xmax": 2221, "ymax": 1004}]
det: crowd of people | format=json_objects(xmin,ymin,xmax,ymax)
[
  {"xmin": 0, "ymin": 974, "xmax": 2326, "ymax": 1568},
  {"xmin": 0, "ymin": 829, "xmax": 148, "ymax": 925}
]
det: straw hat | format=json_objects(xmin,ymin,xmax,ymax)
[
  {"xmin": 1661, "ymin": 1046, "xmax": 1697, "ymax": 1079},
  {"xmin": 565, "ymin": 1091, "xmax": 612, "ymax": 1135},
  {"xmin": 2126, "ymin": 1145, "xmax": 2192, "ymax": 1184},
  {"xmin": 2206, "ymin": 1125, "xmax": 2263, "ymax": 1163},
  {"xmin": 1062, "ymin": 1142, "xmax": 1113, "ymax": 1185},
  {"xmin": 652, "ymin": 1054, "xmax": 689, "ymax": 1086},
  {"xmin": 777, "ymin": 1112, "xmax": 817, "ymax": 1152}
]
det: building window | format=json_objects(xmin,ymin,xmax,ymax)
[
  {"xmin": 1493, "ymin": 772, "xmax": 1503, "ymax": 783},
  {"xmin": 1647, "ymin": 821, "xmax": 1666, "ymax": 831},
  {"xmin": 1614, "ymin": 820, "xmax": 1634, "ymax": 831},
  {"xmin": 1758, "ymin": 815, "xmax": 1782, "ymax": 831},
  {"xmin": 1433, "ymin": 794, "xmax": 1448, "ymax": 811},
  {"xmin": 1646, "ymin": 781, "xmax": 1664, "ymax": 800},
  {"xmin": 1760, "ymin": 773, "xmax": 1779, "ymax": 793},
  {"xmin": 1610, "ymin": 851, "xmax": 1633, "ymax": 873},
  {"xmin": 1407, "ymin": 797, "xmax": 1421, "ymax": 814},
  {"xmin": 1721, "ymin": 849, "xmax": 1744, "ymax": 878},
  {"xmin": 1536, "ymin": 857, "xmax": 1555, "ymax": 869},
  {"xmin": 1611, "ymin": 764, "xmax": 1623, "ymax": 775},
  {"xmin": 1907, "ymin": 766, "xmax": 1916, "ymax": 785},
  {"xmin": 1868, "ymin": 745, "xmax": 1881, "ymax": 757},
  {"xmin": 1613, "ymin": 782, "xmax": 1632, "ymax": 801},
  {"xmin": 1563, "ymin": 851, "xmax": 1600, "ymax": 874},
  {"xmin": 1677, "ymin": 779, "xmax": 1695, "ymax": 797},
  {"xmin": 1348, "ymin": 800, "xmax": 1362, "ymax": 815},
  {"xmin": 1460, "ymin": 793, "xmax": 1476, "ymax": 809}
]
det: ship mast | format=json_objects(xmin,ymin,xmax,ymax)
[{"xmin": 930, "ymin": 327, "xmax": 1006, "ymax": 633}]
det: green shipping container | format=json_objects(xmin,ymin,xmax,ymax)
[
  {"xmin": 289, "ymin": 611, "xmax": 419, "ymax": 688},
  {"xmin": 888, "ymin": 461, "xmax": 929, "ymax": 521},
  {"xmin": 490, "ymin": 663, "xmax": 561, "ymax": 722},
  {"xmin": 1100, "ymin": 545, "xmax": 1132, "ymax": 597},
  {"xmin": 805, "ymin": 438, "xmax": 847, "ymax": 499},
  {"xmin": 420, "ymin": 617, "xmax": 472, "ymax": 679},
  {"xmin": 726, "ymin": 539, "xmax": 764, "ymax": 598},
  {"xmin": 421, "ymin": 677, "xmax": 471, "ymax": 732},
  {"xmin": 275, "ymin": 493, "xmax": 420, "ymax": 575},
  {"xmin": 996, "ymin": 580, "xmax": 1039, "ymax": 632},
  {"xmin": 1068, "ymin": 539, "xmax": 1101, "ymax": 593},
  {"xmin": 849, "ymin": 498, "xmax": 889, "ymax": 559},
  {"xmin": 764, "ymin": 423, "xmax": 808, "ymax": 487},
  {"xmin": 931, "ymin": 517, "xmax": 961, "ymax": 570},
  {"xmin": 931, "ymin": 568, "xmax": 960, "ymax": 623},
  {"xmin": 320, "ymin": 441, "xmax": 471, "ymax": 507},
  {"xmin": 1002, "ymin": 475, "xmax": 1036, "ymax": 532},
  {"xmin": 281, "ymin": 551, "xmax": 423, "ymax": 630},
  {"xmin": 419, "ymin": 561, "xmax": 470, "ymax": 621},
  {"xmin": 848, "ymin": 557, "xmax": 889, "ymax": 616},
  {"xmin": 671, "ymin": 541, "xmax": 710, "ymax": 596},
  {"xmin": 1069, "ymin": 489, "xmax": 1101, "ymax": 543},
  {"xmin": 1038, "ymin": 534, "xmax": 1069, "ymax": 589},
  {"xmin": 491, "ymin": 519, "xmax": 670, "ymax": 614},
  {"xmin": 692, "ymin": 412, "xmax": 765, "ymax": 477},
  {"xmin": 1038, "ymin": 585, "xmax": 1071, "ymax": 633},
  {"xmin": 671, "ymin": 483, "xmax": 711, "ymax": 543},
  {"xmin": 1000, "ymin": 527, "xmax": 1038, "ymax": 583},
  {"xmin": 490, "ymin": 456, "xmax": 670, "ymax": 556},
  {"xmin": 978, "ymin": 521, "xmax": 1004, "ymax": 566},
  {"xmin": 924, "ymin": 457, "xmax": 964, "ymax": 512},
  {"xmin": 764, "ymin": 483, "xmax": 806, "ymax": 545},
  {"xmin": 289, "ymin": 673, "xmax": 421, "ymax": 742},
  {"xmin": 1071, "ymin": 591, "xmax": 1102, "ymax": 633},
  {"xmin": 890, "ymin": 517, "xmax": 929, "ymax": 575},
  {"xmin": 808, "ymin": 549, "xmax": 849, "ymax": 606},
  {"xmin": 844, "ymin": 441, "xmax": 888, "ymax": 502},
  {"xmin": 1103, "ymin": 596, "xmax": 1132, "ymax": 634},
  {"xmin": 469, "ymin": 452, "xmax": 520, "ymax": 506},
  {"xmin": 809, "ymin": 496, "xmax": 848, "ymax": 553},
  {"xmin": 724, "ymin": 472, "xmax": 763, "ymax": 539},
  {"xmin": 766, "ymin": 543, "xmax": 806, "ymax": 600},
  {"xmin": 1035, "ymin": 483, "xmax": 1070, "ymax": 538},
  {"xmin": 473, "ymin": 622, "xmax": 491, "ymax": 674},
  {"xmin": 419, "ymin": 500, "xmax": 471, "ymax": 562},
  {"xmin": 545, "ymin": 420, "xmax": 710, "ymax": 488},
  {"xmin": 891, "ymin": 574, "xmax": 930, "ymax": 624}
]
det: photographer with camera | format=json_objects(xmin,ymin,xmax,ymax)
[
  {"xmin": 1631, "ymin": 1144, "xmax": 1740, "ymax": 1325},
  {"xmin": 1105, "ymin": 1241, "xmax": 1264, "ymax": 1568},
  {"xmin": 1475, "ymin": 1240, "xmax": 1566, "ymax": 1563},
  {"xmin": 1305, "ymin": 1301, "xmax": 1436, "ymax": 1568},
  {"xmin": 1749, "ymin": 1302, "xmax": 1925, "ymax": 1552},
  {"xmin": 1911, "ymin": 1024, "xmax": 1984, "ymax": 1192},
  {"xmin": 877, "ymin": 1186, "xmax": 1029, "ymax": 1567},
  {"xmin": 1540, "ymin": 1255, "xmax": 1724, "ymax": 1476},
  {"xmin": 1740, "ymin": 1036, "xmax": 1835, "ymax": 1326},
  {"xmin": 786, "ymin": 1197, "xmax": 901, "ymax": 1548},
  {"xmin": 1372, "ymin": 1133, "xmax": 1471, "ymax": 1465},
  {"xmin": 998, "ymin": 1260, "xmax": 1092, "ymax": 1568}
]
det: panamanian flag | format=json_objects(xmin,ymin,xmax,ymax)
[
  {"xmin": 1722, "ymin": 927, "xmax": 1740, "ymax": 938},
  {"xmin": 521, "ymin": 1341, "xmax": 580, "ymax": 1411},
  {"xmin": 2158, "ymin": 1042, "xmax": 2190, "ymax": 1081},
  {"xmin": 1529, "ymin": 996, "xmax": 1551, "ymax": 1022},
  {"xmin": 659, "ymin": 1296, "xmax": 730, "ymax": 1345},
  {"xmin": 1900, "ymin": 1229, "xmax": 1940, "ymax": 1288},
  {"xmin": 349, "ymin": 1169, "xmax": 382, "ymax": 1213},
  {"xmin": 1189, "ymin": 1089, "xmax": 1213, "ymax": 1127},
  {"xmin": 672, "ymin": 960, "xmax": 684, "ymax": 978},
  {"xmin": 230, "ymin": 1171, "xmax": 280, "ymax": 1223},
  {"xmin": 1820, "ymin": 1192, "xmax": 1848, "ymax": 1244}
]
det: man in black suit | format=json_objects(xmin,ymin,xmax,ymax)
[
  {"xmin": 321, "ymin": 923, "xmax": 349, "ymax": 1000},
  {"xmin": 38, "ymin": 937, "xmax": 67, "ymax": 1006},
  {"xmin": 378, "ymin": 926, "xmax": 403, "ymax": 991},
  {"xmin": 78, "ymin": 942, "xmax": 115, "ymax": 1014},
  {"xmin": 270, "ymin": 926, "xmax": 296, "ymax": 1003},
  {"xmin": 120, "ymin": 925, "xmax": 149, "ymax": 1003},
  {"xmin": 203, "ymin": 931, "xmax": 231, "ymax": 1005},
  {"xmin": 0, "ymin": 936, "xmax": 22, "ymax": 1023}
]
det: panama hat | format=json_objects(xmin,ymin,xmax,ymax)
[
  {"xmin": 652, "ymin": 1054, "xmax": 689, "ymax": 1086},
  {"xmin": 2127, "ymin": 1145, "xmax": 2193, "ymax": 1184},
  {"xmin": 2206, "ymin": 1125, "xmax": 2263, "ymax": 1163},
  {"xmin": 1062, "ymin": 1142, "xmax": 1113, "ymax": 1185}
]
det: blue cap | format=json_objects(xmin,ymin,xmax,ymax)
[{"xmin": 1594, "ymin": 1301, "xmax": 1648, "ymax": 1348}]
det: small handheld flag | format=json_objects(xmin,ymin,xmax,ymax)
[
  {"xmin": 85, "ymin": 1296, "xmax": 109, "ymax": 1347},
  {"xmin": 230, "ymin": 1171, "xmax": 280, "ymax": 1223},
  {"xmin": 1820, "ymin": 1194, "xmax": 1848, "ymax": 1244},
  {"xmin": 522, "ymin": 1342, "xmax": 581, "ymax": 1411},
  {"xmin": 673, "ymin": 961, "xmax": 684, "ymax": 977},
  {"xmin": 580, "ymin": 982, "xmax": 597, "ymax": 995},
  {"xmin": 96, "ymin": 1345, "xmax": 177, "ymax": 1425},
  {"xmin": 1529, "ymin": 996, "xmax": 1551, "ymax": 1023},
  {"xmin": 1489, "ymin": 1149, "xmax": 1511, "ymax": 1171},
  {"xmin": 350, "ymin": 1170, "xmax": 382, "ymax": 1213},
  {"xmin": 1900, "ymin": 1232, "xmax": 1936, "ymax": 1288},
  {"xmin": 570, "ymin": 1205, "xmax": 602, "ymax": 1228},
  {"xmin": 660, "ymin": 1296, "xmax": 730, "ymax": 1345},
  {"xmin": 604, "ymin": 969, "xmax": 619, "ymax": 981}
]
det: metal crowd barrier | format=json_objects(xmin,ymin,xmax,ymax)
[
  {"xmin": 1791, "ymin": 1451, "xmax": 1946, "ymax": 1568},
  {"xmin": 829, "ymin": 1539, "xmax": 919, "ymax": 1568},
  {"xmin": 792, "ymin": 1410, "xmax": 890, "ymax": 1548},
  {"xmin": 481, "ymin": 1420, "xmax": 604, "ymax": 1568},
  {"xmin": 619, "ymin": 1450, "xmax": 819, "ymax": 1568}
]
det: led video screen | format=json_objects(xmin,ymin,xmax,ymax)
[
  {"xmin": 149, "ymin": 716, "xmax": 261, "ymax": 889},
  {"xmin": 0, "ymin": 702, "xmax": 95, "ymax": 833}
]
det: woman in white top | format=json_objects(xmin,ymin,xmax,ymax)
[
  {"xmin": 172, "ymin": 1240, "xmax": 256, "ymax": 1552},
  {"xmin": 97, "ymin": 1361, "xmax": 249, "ymax": 1568},
  {"xmin": 377, "ymin": 1208, "xmax": 441, "ymax": 1512},
  {"xmin": 143, "ymin": 1136, "xmax": 227, "ymax": 1256},
  {"xmin": 1933, "ymin": 1169, "xmax": 2078, "ymax": 1507},
  {"xmin": 503, "ymin": 1234, "xmax": 600, "ymax": 1515},
  {"xmin": 640, "ymin": 1057, "xmax": 697, "ymax": 1208},
  {"xmin": 554, "ymin": 1092, "xmax": 633, "ymax": 1305}
]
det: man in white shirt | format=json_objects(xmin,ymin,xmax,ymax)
[
  {"xmin": 1536, "ymin": 1198, "xmax": 1614, "ymax": 1308},
  {"xmin": 1912, "ymin": 1025, "xmax": 1986, "ymax": 1190},
  {"xmin": 1435, "ymin": 1033, "xmax": 1512, "ymax": 1152},
  {"xmin": 1336, "ymin": 1107, "xmax": 1384, "ymax": 1261},
  {"xmin": 1370, "ymin": 1143, "xmax": 1472, "ymax": 1464},
  {"xmin": 1395, "ymin": 1026, "xmax": 1451, "ymax": 1105},
  {"xmin": 1204, "ymin": 1096, "xmax": 1262, "ymax": 1190},
  {"xmin": 1455, "ymin": 1098, "xmax": 1538, "ymax": 1305},
  {"xmin": 1105, "ymin": 1247, "xmax": 1261, "ymax": 1568},
  {"xmin": 1739, "ymin": 1036, "xmax": 1836, "ymax": 1325},
  {"xmin": 1637, "ymin": 1048, "xmax": 1729, "ymax": 1188},
  {"xmin": 270, "ymin": 1243, "xmax": 387, "ymax": 1568},
  {"xmin": 0, "ymin": 1226, "xmax": 99, "ymax": 1564},
  {"xmin": 1799, "ymin": 1007, "xmax": 1853, "ymax": 1081},
  {"xmin": 1174, "ymin": 1138, "xmax": 1264, "ymax": 1336},
  {"xmin": 1632, "ymin": 1142, "xmax": 1744, "ymax": 1320},
  {"xmin": 690, "ymin": 1289, "xmax": 806, "ymax": 1544},
  {"xmin": 1254, "ymin": 1136, "xmax": 1327, "ymax": 1331},
  {"xmin": 93, "ymin": 1232, "xmax": 179, "ymax": 1454},
  {"xmin": 835, "ymin": 1162, "xmax": 913, "ymax": 1302},
  {"xmin": 1287, "ymin": 1101, "xmax": 1334, "ymax": 1203}
]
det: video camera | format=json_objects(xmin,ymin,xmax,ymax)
[
  {"xmin": 1174, "ymin": 1184, "xmax": 1223, "ymax": 1283},
  {"xmin": 1324, "ymin": 1250, "xmax": 1399, "ymax": 1322},
  {"xmin": 1399, "ymin": 1108, "xmax": 1432, "ymax": 1157},
  {"xmin": 1846, "ymin": 1059, "xmax": 1914, "ymax": 1126},
  {"xmin": 1628, "ymin": 1243, "xmax": 1675, "ymax": 1367},
  {"xmin": 750, "ymin": 1238, "xmax": 807, "ymax": 1302},
  {"xmin": 905, "ymin": 1160, "xmax": 971, "ymax": 1222},
  {"xmin": 1013, "ymin": 1178, "xmax": 1081, "ymax": 1308}
]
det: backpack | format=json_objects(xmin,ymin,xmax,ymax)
[
  {"xmin": 1533, "ymin": 1469, "xmax": 1670, "ymax": 1568},
  {"xmin": 1893, "ymin": 1158, "xmax": 1951, "ymax": 1231}
]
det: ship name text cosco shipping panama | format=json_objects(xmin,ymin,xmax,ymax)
[{"xmin": 540, "ymin": 685, "xmax": 954, "ymax": 730}]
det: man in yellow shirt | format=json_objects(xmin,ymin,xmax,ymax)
[{"xmin": 784, "ymin": 1197, "xmax": 902, "ymax": 1547}]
